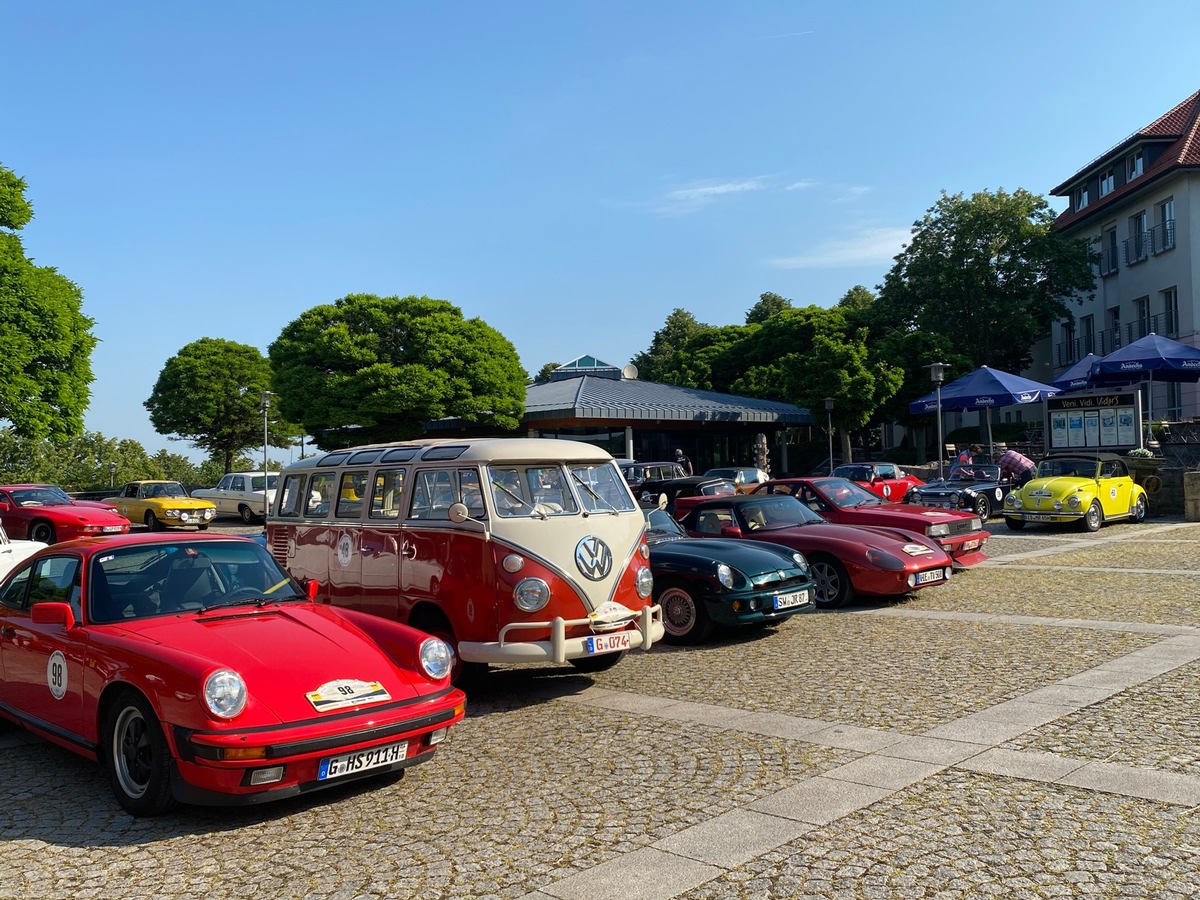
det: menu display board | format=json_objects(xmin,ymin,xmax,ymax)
[{"xmin": 1045, "ymin": 391, "xmax": 1142, "ymax": 451}]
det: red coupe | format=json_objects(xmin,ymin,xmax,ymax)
[
  {"xmin": 0, "ymin": 484, "xmax": 131, "ymax": 544},
  {"xmin": 831, "ymin": 463, "xmax": 924, "ymax": 502},
  {"xmin": 752, "ymin": 477, "xmax": 989, "ymax": 567},
  {"xmin": 678, "ymin": 494, "xmax": 954, "ymax": 608},
  {"xmin": 0, "ymin": 533, "xmax": 466, "ymax": 815}
]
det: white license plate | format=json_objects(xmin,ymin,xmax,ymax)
[
  {"xmin": 916, "ymin": 569, "xmax": 944, "ymax": 585},
  {"xmin": 584, "ymin": 632, "xmax": 631, "ymax": 655},
  {"xmin": 773, "ymin": 590, "xmax": 810, "ymax": 610},
  {"xmin": 318, "ymin": 740, "xmax": 409, "ymax": 781},
  {"xmin": 1024, "ymin": 514, "xmax": 1054, "ymax": 521},
  {"xmin": 102, "ymin": 526, "xmax": 124, "ymax": 533},
  {"xmin": 961, "ymin": 539, "xmax": 981, "ymax": 551}
]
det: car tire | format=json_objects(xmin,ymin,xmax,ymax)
[
  {"xmin": 409, "ymin": 607, "xmax": 486, "ymax": 688},
  {"xmin": 144, "ymin": 511, "xmax": 163, "ymax": 532},
  {"xmin": 1133, "ymin": 494, "xmax": 1148, "ymax": 523},
  {"xmin": 1004, "ymin": 517, "xmax": 1025, "ymax": 531},
  {"xmin": 809, "ymin": 556, "xmax": 855, "ymax": 609},
  {"xmin": 568, "ymin": 651, "xmax": 626, "ymax": 673},
  {"xmin": 238, "ymin": 504, "xmax": 257, "ymax": 524},
  {"xmin": 1082, "ymin": 500, "xmax": 1103, "ymax": 533},
  {"xmin": 104, "ymin": 690, "xmax": 177, "ymax": 817},
  {"xmin": 29, "ymin": 520, "xmax": 57, "ymax": 544},
  {"xmin": 656, "ymin": 580, "xmax": 714, "ymax": 645},
  {"xmin": 972, "ymin": 494, "xmax": 991, "ymax": 520}
]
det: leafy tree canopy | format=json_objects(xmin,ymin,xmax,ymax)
[
  {"xmin": 145, "ymin": 338, "xmax": 293, "ymax": 473},
  {"xmin": 745, "ymin": 291, "xmax": 792, "ymax": 325},
  {"xmin": 0, "ymin": 163, "xmax": 96, "ymax": 440},
  {"xmin": 269, "ymin": 294, "xmax": 527, "ymax": 450},
  {"xmin": 630, "ymin": 308, "xmax": 707, "ymax": 383},
  {"xmin": 876, "ymin": 188, "xmax": 1096, "ymax": 374},
  {"xmin": 535, "ymin": 361, "xmax": 561, "ymax": 382}
]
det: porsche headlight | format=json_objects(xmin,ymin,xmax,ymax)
[
  {"xmin": 866, "ymin": 549, "xmax": 905, "ymax": 571},
  {"xmin": 203, "ymin": 669, "xmax": 247, "ymax": 719},
  {"xmin": 513, "ymin": 577, "xmax": 550, "ymax": 612},
  {"xmin": 716, "ymin": 563, "xmax": 734, "ymax": 589},
  {"xmin": 419, "ymin": 637, "xmax": 455, "ymax": 680}
]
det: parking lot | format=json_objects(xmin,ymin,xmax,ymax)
[{"xmin": 3, "ymin": 516, "xmax": 1200, "ymax": 898}]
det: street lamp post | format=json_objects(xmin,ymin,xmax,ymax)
[
  {"xmin": 260, "ymin": 391, "xmax": 272, "ymax": 521},
  {"xmin": 108, "ymin": 462, "xmax": 116, "ymax": 489},
  {"xmin": 927, "ymin": 362, "xmax": 949, "ymax": 480},
  {"xmin": 823, "ymin": 397, "xmax": 835, "ymax": 475}
]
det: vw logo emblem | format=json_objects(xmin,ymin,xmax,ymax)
[{"xmin": 575, "ymin": 535, "xmax": 613, "ymax": 581}]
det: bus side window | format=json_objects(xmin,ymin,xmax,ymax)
[
  {"xmin": 307, "ymin": 473, "xmax": 336, "ymax": 517},
  {"xmin": 278, "ymin": 474, "xmax": 306, "ymax": 518},
  {"xmin": 458, "ymin": 469, "xmax": 486, "ymax": 518},
  {"xmin": 370, "ymin": 469, "xmax": 405, "ymax": 520},
  {"xmin": 336, "ymin": 471, "xmax": 367, "ymax": 518},
  {"xmin": 410, "ymin": 470, "xmax": 452, "ymax": 520}
]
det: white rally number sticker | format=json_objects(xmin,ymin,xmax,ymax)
[{"xmin": 47, "ymin": 650, "xmax": 68, "ymax": 700}]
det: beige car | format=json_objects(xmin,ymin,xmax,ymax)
[{"xmin": 113, "ymin": 481, "xmax": 217, "ymax": 531}]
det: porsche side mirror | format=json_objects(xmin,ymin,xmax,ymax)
[
  {"xmin": 720, "ymin": 525, "xmax": 742, "ymax": 537},
  {"xmin": 32, "ymin": 602, "xmax": 76, "ymax": 629}
]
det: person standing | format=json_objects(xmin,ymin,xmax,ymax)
[{"xmin": 674, "ymin": 448, "xmax": 693, "ymax": 475}]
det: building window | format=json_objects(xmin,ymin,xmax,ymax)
[
  {"xmin": 1125, "ymin": 211, "xmax": 1148, "ymax": 265},
  {"xmin": 1100, "ymin": 226, "xmax": 1119, "ymax": 276},
  {"xmin": 1166, "ymin": 382, "xmax": 1182, "ymax": 421},
  {"xmin": 1061, "ymin": 320, "xmax": 1076, "ymax": 365},
  {"xmin": 1152, "ymin": 197, "xmax": 1176, "ymax": 254},
  {"xmin": 1107, "ymin": 306, "xmax": 1121, "ymax": 352},
  {"xmin": 1162, "ymin": 287, "xmax": 1179, "ymax": 336},
  {"xmin": 1127, "ymin": 149, "xmax": 1144, "ymax": 180},
  {"xmin": 1073, "ymin": 184, "xmax": 1089, "ymax": 211},
  {"xmin": 1080, "ymin": 315, "xmax": 1095, "ymax": 355},
  {"xmin": 1099, "ymin": 168, "xmax": 1115, "ymax": 197},
  {"xmin": 1132, "ymin": 296, "xmax": 1150, "ymax": 341}
]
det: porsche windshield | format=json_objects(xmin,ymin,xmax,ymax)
[
  {"xmin": 812, "ymin": 478, "xmax": 883, "ymax": 509},
  {"xmin": 10, "ymin": 486, "xmax": 74, "ymax": 506},
  {"xmin": 740, "ymin": 496, "xmax": 826, "ymax": 529}
]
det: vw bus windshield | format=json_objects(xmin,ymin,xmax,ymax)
[
  {"xmin": 568, "ymin": 463, "xmax": 637, "ymax": 513},
  {"xmin": 489, "ymin": 465, "xmax": 580, "ymax": 517}
]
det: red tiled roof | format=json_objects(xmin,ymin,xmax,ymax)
[{"xmin": 1051, "ymin": 89, "xmax": 1200, "ymax": 231}]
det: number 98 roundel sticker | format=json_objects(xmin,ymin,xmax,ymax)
[{"xmin": 47, "ymin": 650, "xmax": 68, "ymax": 700}]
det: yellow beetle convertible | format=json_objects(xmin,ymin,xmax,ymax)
[
  {"xmin": 114, "ymin": 480, "xmax": 217, "ymax": 531},
  {"xmin": 1002, "ymin": 452, "xmax": 1148, "ymax": 532}
]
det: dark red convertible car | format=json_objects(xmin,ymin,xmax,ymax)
[
  {"xmin": 0, "ymin": 533, "xmax": 466, "ymax": 815},
  {"xmin": 752, "ymin": 477, "xmax": 989, "ymax": 567},
  {"xmin": 678, "ymin": 494, "xmax": 954, "ymax": 608}
]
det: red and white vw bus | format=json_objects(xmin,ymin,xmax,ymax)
[{"xmin": 266, "ymin": 438, "xmax": 662, "ymax": 682}]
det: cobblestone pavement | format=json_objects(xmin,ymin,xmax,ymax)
[{"xmin": 3, "ymin": 519, "xmax": 1200, "ymax": 898}]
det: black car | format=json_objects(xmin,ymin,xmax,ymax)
[
  {"xmin": 618, "ymin": 460, "xmax": 688, "ymax": 495},
  {"xmin": 905, "ymin": 463, "xmax": 1014, "ymax": 519},
  {"xmin": 643, "ymin": 508, "xmax": 815, "ymax": 643},
  {"xmin": 636, "ymin": 475, "xmax": 735, "ymax": 513}
]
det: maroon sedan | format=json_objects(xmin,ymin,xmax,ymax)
[
  {"xmin": 0, "ymin": 484, "xmax": 131, "ymax": 545},
  {"xmin": 678, "ymin": 494, "xmax": 953, "ymax": 608},
  {"xmin": 752, "ymin": 477, "xmax": 988, "ymax": 567}
]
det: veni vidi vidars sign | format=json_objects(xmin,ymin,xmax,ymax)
[{"xmin": 1045, "ymin": 390, "xmax": 1143, "ymax": 452}]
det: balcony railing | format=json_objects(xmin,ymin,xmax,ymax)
[
  {"xmin": 1099, "ymin": 245, "xmax": 1119, "ymax": 277},
  {"xmin": 1124, "ymin": 232, "xmax": 1149, "ymax": 266},
  {"xmin": 1149, "ymin": 219, "xmax": 1176, "ymax": 255},
  {"xmin": 1055, "ymin": 315, "xmax": 1180, "ymax": 367}
]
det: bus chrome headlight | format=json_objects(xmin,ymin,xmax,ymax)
[
  {"xmin": 418, "ymin": 637, "xmax": 455, "ymax": 680},
  {"xmin": 513, "ymin": 577, "xmax": 550, "ymax": 612},
  {"xmin": 203, "ymin": 669, "xmax": 247, "ymax": 719},
  {"xmin": 635, "ymin": 566, "xmax": 654, "ymax": 598}
]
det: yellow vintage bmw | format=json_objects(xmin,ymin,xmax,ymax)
[
  {"xmin": 114, "ymin": 480, "xmax": 217, "ymax": 531},
  {"xmin": 1002, "ymin": 452, "xmax": 1148, "ymax": 532}
]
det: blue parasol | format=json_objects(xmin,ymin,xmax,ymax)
[
  {"xmin": 1091, "ymin": 333, "xmax": 1200, "ymax": 433},
  {"xmin": 909, "ymin": 365, "xmax": 1060, "ymax": 450},
  {"xmin": 1052, "ymin": 353, "xmax": 1100, "ymax": 392}
]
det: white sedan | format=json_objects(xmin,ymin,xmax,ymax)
[
  {"xmin": 191, "ymin": 471, "xmax": 277, "ymax": 523},
  {"xmin": 0, "ymin": 522, "xmax": 45, "ymax": 580}
]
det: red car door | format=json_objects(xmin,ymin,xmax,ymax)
[{"xmin": 0, "ymin": 556, "xmax": 87, "ymax": 738}]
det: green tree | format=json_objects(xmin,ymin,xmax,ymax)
[
  {"xmin": 876, "ymin": 189, "xmax": 1096, "ymax": 374},
  {"xmin": 630, "ymin": 308, "xmax": 707, "ymax": 383},
  {"xmin": 145, "ymin": 338, "xmax": 291, "ymax": 473},
  {"xmin": 535, "ymin": 361, "xmax": 561, "ymax": 382},
  {"xmin": 0, "ymin": 164, "xmax": 97, "ymax": 439},
  {"xmin": 745, "ymin": 291, "xmax": 792, "ymax": 325},
  {"xmin": 269, "ymin": 294, "xmax": 527, "ymax": 450}
]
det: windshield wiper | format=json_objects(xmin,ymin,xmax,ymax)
[
  {"xmin": 491, "ymin": 481, "xmax": 547, "ymax": 519},
  {"xmin": 570, "ymin": 472, "xmax": 620, "ymax": 515}
]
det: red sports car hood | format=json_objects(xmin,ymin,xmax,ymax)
[
  {"xmin": 765, "ymin": 522, "xmax": 949, "ymax": 561},
  {"xmin": 836, "ymin": 505, "xmax": 974, "ymax": 529},
  {"xmin": 113, "ymin": 603, "xmax": 427, "ymax": 722}
]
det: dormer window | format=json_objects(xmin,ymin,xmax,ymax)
[
  {"xmin": 1099, "ymin": 168, "xmax": 1114, "ymax": 197},
  {"xmin": 1127, "ymin": 149, "xmax": 1144, "ymax": 180},
  {"xmin": 1073, "ymin": 184, "xmax": 1089, "ymax": 211}
]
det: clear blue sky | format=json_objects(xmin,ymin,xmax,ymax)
[{"xmin": 7, "ymin": 1, "xmax": 1198, "ymax": 462}]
